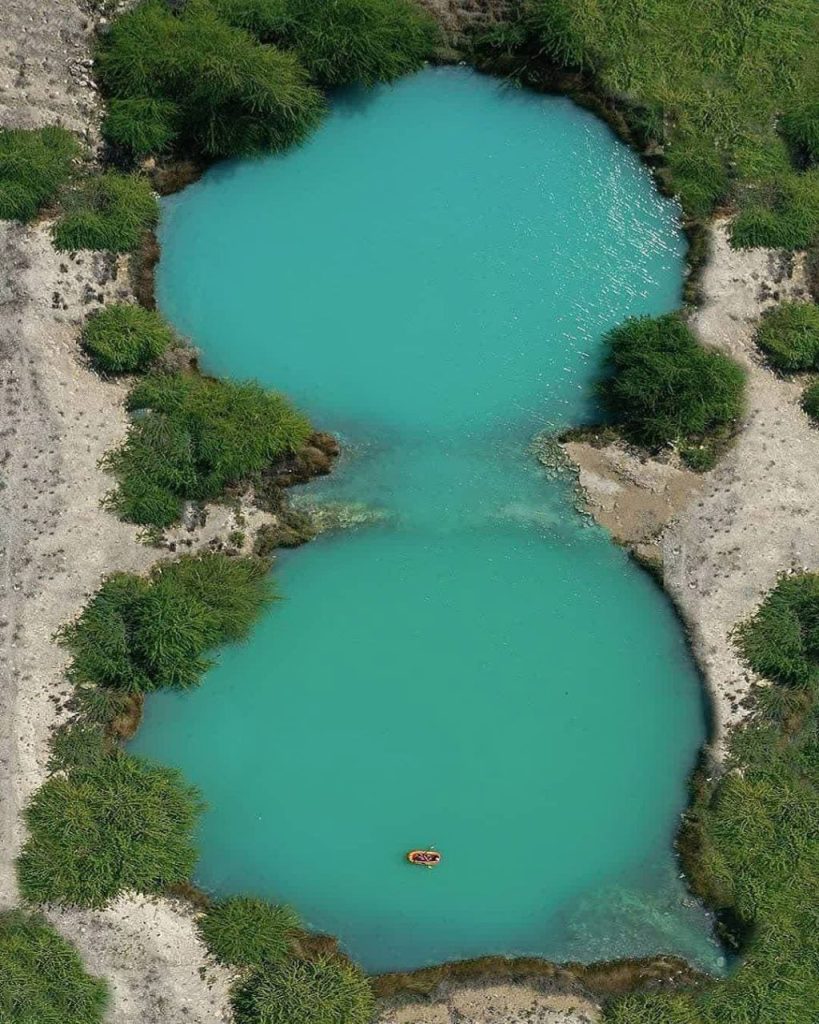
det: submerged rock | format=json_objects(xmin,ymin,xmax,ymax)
[{"xmin": 293, "ymin": 499, "xmax": 388, "ymax": 534}]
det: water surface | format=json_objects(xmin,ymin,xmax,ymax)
[{"xmin": 133, "ymin": 68, "xmax": 722, "ymax": 973}]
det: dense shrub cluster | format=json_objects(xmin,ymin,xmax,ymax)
[
  {"xmin": 60, "ymin": 554, "xmax": 273, "ymax": 693},
  {"xmin": 0, "ymin": 909, "xmax": 108, "ymax": 1024},
  {"xmin": 97, "ymin": 0, "xmax": 437, "ymax": 160},
  {"xmin": 754, "ymin": 300, "xmax": 819, "ymax": 371},
  {"xmin": 235, "ymin": 0, "xmax": 440, "ymax": 86},
  {"xmin": 52, "ymin": 172, "xmax": 158, "ymax": 252},
  {"xmin": 736, "ymin": 573, "xmax": 819, "ymax": 689},
  {"xmin": 606, "ymin": 576, "xmax": 819, "ymax": 1024},
  {"xmin": 102, "ymin": 373, "xmax": 311, "ymax": 528},
  {"xmin": 82, "ymin": 303, "xmax": 175, "ymax": 373},
  {"xmin": 487, "ymin": 0, "xmax": 819, "ymax": 247},
  {"xmin": 17, "ymin": 735, "xmax": 202, "ymax": 907},
  {"xmin": 197, "ymin": 895, "xmax": 374, "ymax": 1024},
  {"xmin": 199, "ymin": 897, "xmax": 299, "ymax": 967},
  {"xmin": 96, "ymin": 0, "xmax": 325, "ymax": 159},
  {"xmin": 232, "ymin": 955, "xmax": 375, "ymax": 1024},
  {"xmin": 0, "ymin": 126, "xmax": 79, "ymax": 222},
  {"xmin": 598, "ymin": 314, "xmax": 745, "ymax": 457}
]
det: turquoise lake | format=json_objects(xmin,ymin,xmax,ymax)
[{"xmin": 132, "ymin": 67, "xmax": 724, "ymax": 973}]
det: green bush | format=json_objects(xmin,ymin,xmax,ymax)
[
  {"xmin": 96, "ymin": 0, "xmax": 325, "ymax": 159},
  {"xmin": 103, "ymin": 97, "xmax": 178, "ymax": 156},
  {"xmin": 735, "ymin": 573, "xmax": 819, "ymax": 689},
  {"xmin": 0, "ymin": 909, "xmax": 108, "ymax": 1024},
  {"xmin": 232, "ymin": 956, "xmax": 375, "ymax": 1024},
  {"xmin": 199, "ymin": 897, "xmax": 300, "ymax": 967},
  {"xmin": 103, "ymin": 373, "xmax": 311, "ymax": 528},
  {"xmin": 754, "ymin": 301, "xmax": 819, "ymax": 371},
  {"xmin": 0, "ymin": 126, "xmax": 80, "ymax": 222},
  {"xmin": 59, "ymin": 554, "xmax": 273, "ymax": 693},
  {"xmin": 803, "ymin": 377, "xmax": 819, "ymax": 421},
  {"xmin": 17, "ymin": 743, "xmax": 202, "ymax": 908},
  {"xmin": 256, "ymin": 0, "xmax": 440, "ymax": 86},
  {"xmin": 507, "ymin": 0, "xmax": 817, "ymax": 232},
  {"xmin": 598, "ymin": 313, "xmax": 745, "ymax": 450},
  {"xmin": 52, "ymin": 172, "xmax": 158, "ymax": 252},
  {"xmin": 82, "ymin": 303, "xmax": 175, "ymax": 373}
]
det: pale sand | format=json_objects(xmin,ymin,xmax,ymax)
[{"xmin": 564, "ymin": 225, "xmax": 819, "ymax": 756}]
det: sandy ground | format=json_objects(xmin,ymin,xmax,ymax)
[
  {"xmin": 564, "ymin": 227, "xmax": 818, "ymax": 755},
  {"xmin": 0, "ymin": 2, "xmax": 236, "ymax": 1021}
]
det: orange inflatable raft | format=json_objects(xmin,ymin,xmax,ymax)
[{"xmin": 407, "ymin": 849, "xmax": 441, "ymax": 867}]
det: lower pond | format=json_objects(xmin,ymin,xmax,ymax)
[{"xmin": 131, "ymin": 67, "xmax": 724, "ymax": 974}]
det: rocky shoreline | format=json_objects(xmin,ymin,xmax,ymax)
[{"xmin": 1, "ymin": 3, "xmax": 816, "ymax": 1024}]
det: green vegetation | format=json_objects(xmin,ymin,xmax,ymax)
[
  {"xmin": 483, "ymin": 0, "xmax": 819, "ymax": 247},
  {"xmin": 755, "ymin": 300, "xmax": 819, "ymax": 371},
  {"xmin": 802, "ymin": 377, "xmax": 819, "ymax": 422},
  {"xmin": 52, "ymin": 172, "xmax": 158, "ymax": 252},
  {"xmin": 0, "ymin": 909, "xmax": 108, "ymax": 1024},
  {"xmin": 103, "ymin": 373, "xmax": 311, "ymax": 528},
  {"xmin": 59, "ymin": 553, "xmax": 273, "ymax": 693},
  {"xmin": 82, "ymin": 303, "xmax": 175, "ymax": 373},
  {"xmin": 96, "ymin": 0, "xmax": 325, "ymax": 160},
  {"xmin": 103, "ymin": 97, "xmax": 178, "ymax": 157},
  {"xmin": 0, "ymin": 126, "xmax": 80, "ymax": 222},
  {"xmin": 604, "ymin": 575, "xmax": 819, "ymax": 1024},
  {"xmin": 735, "ymin": 572, "xmax": 819, "ymax": 688},
  {"xmin": 17, "ymin": 733, "xmax": 202, "ymax": 908},
  {"xmin": 199, "ymin": 897, "xmax": 300, "ymax": 967},
  {"xmin": 598, "ymin": 314, "xmax": 745, "ymax": 461},
  {"xmin": 232, "ymin": 955, "xmax": 375, "ymax": 1024},
  {"xmin": 781, "ymin": 99, "xmax": 819, "ymax": 167},
  {"xmin": 229, "ymin": 0, "xmax": 440, "ymax": 86}
]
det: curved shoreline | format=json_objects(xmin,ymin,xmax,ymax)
[{"xmin": 0, "ymin": 3, "xmax": 815, "ymax": 1023}]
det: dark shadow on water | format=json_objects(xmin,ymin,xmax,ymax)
[{"xmin": 330, "ymin": 83, "xmax": 382, "ymax": 119}]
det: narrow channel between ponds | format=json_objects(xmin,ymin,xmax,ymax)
[{"xmin": 130, "ymin": 67, "xmax": 724, "ymax": 974}]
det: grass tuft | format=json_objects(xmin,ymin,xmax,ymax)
[
  {"xmin": 59, "ymin": 554, "xmax": 273, "ymax": 693},
  {"xmin": 231, "ymin": 955, "xmax": 375, "ymax": 1024},
  {"xmin": 17, "ymin": 739, "xmax": 202, "ymax": 908},
  {"xmin": 598, "ymin": 313, "xmax": 745, "ymax": 455},
  {"xmin": 236, "ymin": 0, "xmax": 440, "ymax": 87},
  {"xmin": 0, "ymin": 909, "xmax": 108, "ymax": 1024},
  {"xmin": 82, "ymin": 303, "xmax": 175, "ymax": 373},
  {"xmin": 199, "ymin": 897, "xmax": 300, "ymax": 967},
  {"xmin": 802, "ymin": 377, "xmax": 819, "ymax": 422},
  {"xmin": 0, "ymin": 126, "xmax": 80, "ymax": 223},
  {"xmin": 52, "ymin": 172, "xmax": 158, "ymax": 252},
  {"xmin": 754, "ymin": 300, "xmax": 819, "ymax": 372},
  {"xmin": 96, "ymin": 0, "xmax": 325, "ymax": 160},
  {"xmin": 102, "ymin": 373, "xmax": 311, "ymax": 528}
]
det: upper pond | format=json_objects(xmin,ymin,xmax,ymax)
[{"xmin": 132, "ymin": 67, "xmax": 723, "ymax": 973}]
